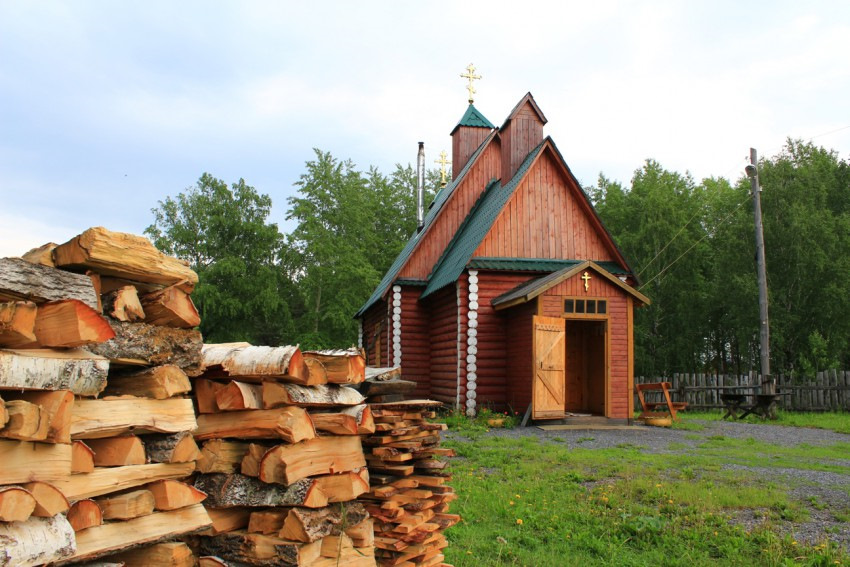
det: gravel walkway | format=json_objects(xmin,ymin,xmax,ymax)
[{"xmin": 445, "ymin": 420, "xmax": 850, "ymax": 551}]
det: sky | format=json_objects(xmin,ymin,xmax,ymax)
[{"xmin": 1, "ymin": 1, "xmax": 849, "ymax": 258}]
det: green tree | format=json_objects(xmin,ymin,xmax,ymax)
[
  {"xmin": 287, "ymin": 150, "xmax": 439, "ymax": 349},
  {"xmin": 146, "ymin": 173, "xmax": 299, "ymax": 344}
]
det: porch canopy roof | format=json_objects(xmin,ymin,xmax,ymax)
[{"xmin": 491, "ymin": 260, "xmax": 651, "ymax": 311}]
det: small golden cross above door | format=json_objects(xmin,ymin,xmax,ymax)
[
  {"xmin": 581, "ymin": 271, "xmax": 592, "ymax": 292},
  {"xmin": 435, "ymin": 150, "xmax": 451, "ymax": 187},
  {"xmin": 460, "ymin": 63, "xmax": 481, "ymax": 104}
]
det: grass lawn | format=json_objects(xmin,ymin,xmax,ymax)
[{"xmin": 439, "ymin": 413, "xmax": 850, "ymax": 566}]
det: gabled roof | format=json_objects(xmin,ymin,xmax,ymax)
[
  {"xmin": 354, "ymin": 128, "xmax": 499, "ymax": 317},
  {"xmin": 468, "ymin": 257, "xmax": 629, "ymax": 275},
  {"xmin": 420, "ymin": 136, "xmax": 638, "ymax": 300},
  {"xmin": 420, "ymin": 140, "xmax": 547, "ymax": 299},
  {"xmin": 491, "ymin": 260, "xmax": 651, "ymax": 311},
  {"xmin": 451, "ymin": 104, "xmax": 495, "ymax": 134},
  {"xmin": 500, "ymin": 92, "xmax": 547, "ymax": 129}
]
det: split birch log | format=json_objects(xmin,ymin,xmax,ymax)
[
  {"xmin": 0, "ymin": 399, "xmax": 49, "ymax": 441},
  {"xmin": 0, "ymin": 257, "xmax": 99, "ymax": 309},
  {"xmin": 195, "ymin": 378, "xmax": 225, "ymax": 413},
  {"xmin": 0, "ymin": 396, "xmax": 6, "ymax": 428},
  {"xmin": 96, "ymin": 489, "xmax": 156, "ymax": 520},
  {"xmin": 144, "ymin": 431, "xmax": 200, "ymax": 463},
  {"xmin": 0, "ymin": 439, "xmax": 72, "ymax": 484},
  {"xmin": 102, "ymin": 285, "xmax": 145, "ymax": 322},
  {"xmin": 20, "ymin": 242, "xmax": 58, "ymax": 267},
  {"xmin": 0, "ymin": 485, "xmax": 37, "ymax": 522},
  {"xmin": 139, "ymin": 284, "xmax": 200, "ymax": 328},
  {"xmin": 364, "ymin": 366, "xmax": 402, "ymax": 382},
  {"xmin": 0, "ymin": 513, "xmax": 76, "ymax": 566},
  {"xmin": 60, "ymin": 503, "xmax": 211, "ymax": 564},
  {"xmin": 200, "ymin": 343, "xmax": 312, "ymax": 384},
  {"xmin": 145, "ymin": 479, "xmax": 207, "ymax": 510},
  {"xmin": 71, "ymin": 398, "xmax": 197, "ymax": 439},
  {"xmin": 52, "ymin": 227, "xmax": 199, "ymax": 290},
  {"xmin": 262, "ymin": 383, "xmax": 365, "ymax": 408},
  {"xmin": 215, "ymin": 380, "xmax": 263, "ymax": 411},
  {"xmin": 0, "ymin": 300, "xmax": 37, "ymax": 347},
  {"xmin": 303, "ymin": 348, "xmax": 366, "ymax": 384},
  {"xmin": 22, "ymin": 482, "xmax": 70, "ymax": 517},
  {"xmin": 256, "ymin": 435, "xmax": 366, "ymax": 485},
  {"xmin": 345, "ymin": 517, "xmax": 375, "ymax": 547},
  {"xmin": 279, "ymin": 502, "xmax": 369, "ymax": 543},
  {"xmin": 358, "ymin": 378, "xmax": 417, "ymax": 397},
  {"xmin": 67, "ymin": 499, "xmax": 103, "ymax": 532},
  {"xmin": 194, "ymin": 473, "xmax": 329, "ymax": 508},
  {"xmin": 85, "ymin": 435, "xmax": 147, "ymax": 466},
  {"xmin": 247, "ymin": 509, "xmax": 288, "ymax": 535},
  {"xmin": 199, "ymin": 557, "xmax": 228, "ymax": 567},
  {"xmin": 204, "ymin": 507, "xmax": 252, "ymax": 535},
  {"xmin": 49, "ymin": 462, "xmax": 196, "ymax": 501},
  {"xmin": 29, "ymin": 299, "xmax": 115, "ymax": 348},
  {"xmin": 197, "ymin": 531, "xmax": 322, "ymax": 567},
  {"xmin": 313, "ymin": 535, "xmax": 375, "ymax": 567},
  {"xmin": 194, "ymin": 407, "xmax": 315, "ymax": 443},
  {"xmin": 103, "ymin": 364, "xmax": 191, "ymax": 399},
  {"xmin": 85, "ymin": 317, "xmax": 203, "ymax": 368},
  {"xmin": 0, "ymin": 348, "xmax": 108, "ymax": 396},
  {"xmin": 313, "ymin": 467, "xmax": 370, "ymax": 502},
  {"xmin": 308, "ymin": 411, "xmax": 358, "ymax": 435},
  {"xmin": 106, "ymin": 542, "xmax": 195, "ymax": 567},
  {"xmin": 71, "ymin": 440, "xmax": 95, "ymax": 473},
  {"xmin": 3, "ymin": 389, "xmax": 74, "ymax": 443},
  {"xmin": 196, "ymin": 439, "xmax": 252, "ymax": 473},
  {"xmin": 239, "ymin": 442, "xmax": 274, "ymax": 478},
  {"xmin": 310, "ymin": 404, "xmax": 374, "ymax": 435}
]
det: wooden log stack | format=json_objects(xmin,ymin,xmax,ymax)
[
  {"xmin": 358, "ymin": 400, "xmax": 459, "ymax": 567},
  {"xmin": 192, "ymin": 343, "xmax": 378, "ymax": 566},
  {"xmin": 0, "ymin": 227, "xmax": 212, "ymax": 565}
]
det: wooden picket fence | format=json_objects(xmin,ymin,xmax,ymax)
[{"xmin": 635, "ymin": 371, "xmax": 850, "ymax": 412}]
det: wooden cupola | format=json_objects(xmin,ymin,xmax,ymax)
[
  {"xmin": 450, "ymin": 104, "xmax": 495, "ymax": 179},
  {"xmin": 500, "ymin": 92, "xmax": 547, "ymax": 182}
]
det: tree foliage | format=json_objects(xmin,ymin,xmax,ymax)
[
  {"xmin": 592, "ymin": 140, "xmax": 850, "ymax": 377},
  {"xmin": 145, "ymin": 173, "xmax": 299, "ymax": 344}
]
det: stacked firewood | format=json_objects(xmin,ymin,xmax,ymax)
[
  {"xmin": 359, "ymin": 401, "xmax": 459, "ymax": 567},
  {"xmin": 191, "ymin": 343, "xmax": 378, "ymax": 566},
  {"xmin": 0, "ymin": 227, "xmax": 212, "ymax": 565}
]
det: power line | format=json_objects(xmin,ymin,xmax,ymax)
[{"xmin": 638, "ymin": 193, "xmax": 750, "ymax": 292}]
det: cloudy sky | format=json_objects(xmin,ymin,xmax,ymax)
[{"xmin": 1, "ymin": 1, "xmax": 848, "ymax": 257}]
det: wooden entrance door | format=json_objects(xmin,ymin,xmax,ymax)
[{"xmin": 532, "ymin": 316, "xmax": 566, "ymax": 419}]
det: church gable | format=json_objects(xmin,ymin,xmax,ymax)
[
  {"xmin": 475, "ymin": 143, "xmax": 625, "ymax": 265},
  {"xmin": 399, "ymin": 134, "xmax": 501, "ymax": 280}
]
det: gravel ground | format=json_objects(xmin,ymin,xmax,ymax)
[{"xmin": 445, "ymin": 420, "xmax": 850, "ymax": 551}]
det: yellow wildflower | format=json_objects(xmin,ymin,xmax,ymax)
[{"xmin": 516, "ymin": 518, "xmax": 523, "ymax": 525}]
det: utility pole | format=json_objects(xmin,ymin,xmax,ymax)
[{"xmin": 746, "ymin": 148, "xmax": 774, "ymax": 396}]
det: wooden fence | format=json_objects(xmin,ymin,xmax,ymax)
[{"xmin": 635, "ymin": 371, "xmax": 850, "ymax": 412}]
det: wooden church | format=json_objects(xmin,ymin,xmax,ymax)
[{"xmin": 355, "ymin": 87, "xmax": 649, "ymax": 422}]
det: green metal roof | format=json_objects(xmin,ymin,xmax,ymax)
[
  {"xmin": 420, "ymin": 139, "xmax": 548, "ymax": 299},
  {"xmin": 467, "ymin": 257, "xmax": 629, "ymax": 275},
  {"xmin": 354, "ymin": 129, "xmax": 499, "ymax": 317},
  {"xmin": 451, "ymin": 104, "xmax": 495, "ymax": 133}
]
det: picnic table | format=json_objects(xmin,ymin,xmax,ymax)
[
  {"xmin": 635, "ymin": 382, "xmax": 688, "ymax": 421},
  {"xmin": 721, "ymin": 392, "xmax": 787, "ymax": 420}
]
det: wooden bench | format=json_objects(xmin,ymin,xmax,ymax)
[{"xmin": 635, "ymin": 382, "xmax": 688, "ymax": 421}]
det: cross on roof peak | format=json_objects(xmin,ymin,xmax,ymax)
[{"xmin": 460, "ymin": 63, "xmax": 481, "ymax": 105}]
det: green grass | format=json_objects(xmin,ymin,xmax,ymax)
[
  {"xmin": 440, "ymin": 424, "xmax": 850, "ymax": 566},
  {"xmin": 679, "ymin": 410, "xmax": 850, "ymax": 434}
]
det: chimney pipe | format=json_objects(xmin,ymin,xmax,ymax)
[{"xmin": 416, "ymin": 142, "xmax": 425, "ymax": 230}]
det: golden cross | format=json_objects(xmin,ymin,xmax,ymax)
[
  {"xmin": 435, "ymin": 150, "xmax": 451, "ymax": 187},
  {"xmin": 460, "ymin": 63, "xmax": 481, "ymax": 104},
  {"xmin": 581, "ymin": 271, "xmax": 592, "ymax": 292}
]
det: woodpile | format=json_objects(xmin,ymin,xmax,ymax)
[
  {"xmin": 0, "ymin": 227, "xmax": 210, "ymax": 565},
  {"xmin": 192, "ymin": 344, "xmax": 378, "ymax": 566},
  {"xmin": 358, "ymin": 400, "xmax": 459, "ymax": 567},
  {"xmin": 2, "ymin": 227, "xmax": 460, "ymax": 566}
]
